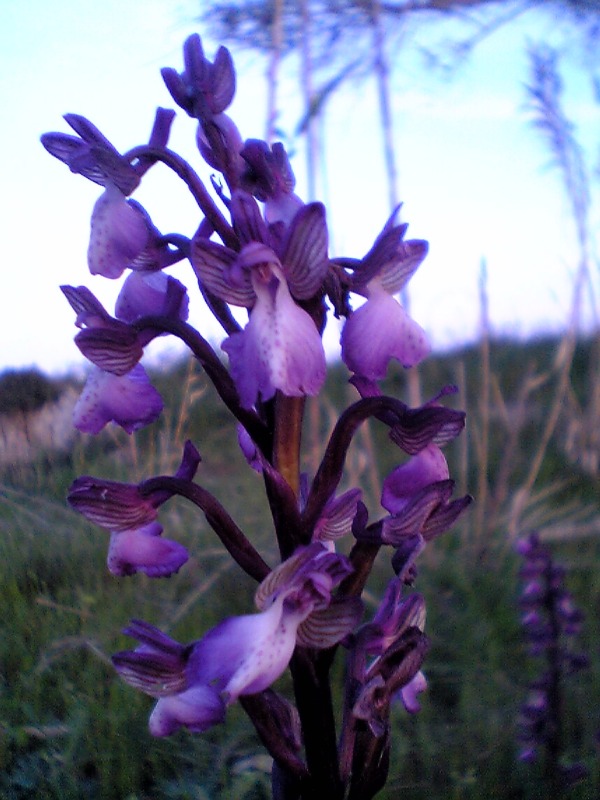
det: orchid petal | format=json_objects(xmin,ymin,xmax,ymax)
[
  {"xmin": 115, "ymin": 271, "xmax": 189, "ymax": 323},
  {"xmin": 381, "ymin": 445, "xmax": 449, "ymax": 515},
  {"xmin": 222, "ymin": 276, "xmax": 326, "ymax": 409},
  {"xmin": 88, "ymin": 184, "xmax": 149, "ymax": 279},
  {"xmin": 74, "ymin": 324, "xmax": 143, "ymax": 375},
  {"xmin": 149, "ymin": 686, "xmax": 226, "ymax": 736},
  {"xmin": 67, "ymin": 476, "xmax": 157, "ymax": 532},
  {"xmin": 73, "ymin": 364, "xmax": 163, "ymax": 434},
  {"xmin": 398, "ymin": 670, "xmax": 427, "ymax": 714},
  {"xmin": 230, "ymin": 191, "xmax": 269, "ymax": 246},
  {"xmin": 296, "ymin": 597, "xmax": 363, "ymax": 649},
  {"xmin": 313, "ymin": 488, "xmax": 362, "ymax": 542},
  {"xmin": 341, "ymin": 285, "xmax": 430, "ymax": 380},
  {"xmin": 282, "ymin": 202, "xmax": 329, "ymax": 300},
  {"xmin": 191, "ymin": 238, "xmax": 255, "ymax": 307},
  {"xmin": 107, "ymin": 523, "xmax": 188, "ymax": 577}
]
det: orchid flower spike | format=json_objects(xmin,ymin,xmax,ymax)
[{"xmin": 113, "ymin": 544, "xmax": 361, "ymax": 736}]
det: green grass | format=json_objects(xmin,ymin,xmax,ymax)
[{"xmin": 1, "ymin": 342, "xmax": 599, "ymax": 798}]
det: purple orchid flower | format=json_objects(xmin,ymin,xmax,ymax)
[
  {"xmin": 73, "ymin": 364, "xmax": 163, "ymax": 434},
  {"xmin": 67, "ymin": 439, "xmax": 200, "ymax": 528},
  {"xmin": 88, "ymin": 183, "xmax": 151, "ymax": 279},
  {"xmin": 62, "ymin": 286, "xmax": 162, "ymax": 432},
  {"xmin": 40, "ymin": 113, "xmax": 141, "ymax": 195},
  {"xmin": 220, "ymin": 249, "xmax": 326, "ymax": 408},
  {"xmin": 240, "ymin": 140, "xmax": 304, "ymax": 228},
  {"xmin": 115, "ymin": 270, "xmax": 189, "ymax": 324},
  {"xmin": 113, "ymin": 544, "xmax": 360, "ymax": 736},
  {"xmin": 68, "ymin": 441, "xmax": 200, "ymax": 576},
  {"xmin": 106, "ymin": 522, "xmax": 188, "ymax": 578},
  {"xmin": 381, "ymin": 444, "xmax": 449, "ymax": 515},
  {"xmin": 350, "ymin": 584, "xmax": 428, "ymax": 737},
  {"xmin": 62, "ymin": 277, "xmax": 189, "ymax": 434},
  {"xmin": 341, "ymin": 215, "xmax": 430, "ymax": 380},
  {"xmin": 161, "ymin": 33, "xmax": 235, "ymax": 119},
  {"xmin": 192, "ymin": 193, "xmax": 328, "ymax": 408}
]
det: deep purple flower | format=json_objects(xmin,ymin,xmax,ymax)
[
  {"xmin": 221, "ymin": 255, "xmax": 326, "ymax": 407},
  {"xmin": 68, "ymin": 439, "xmax": 200, "ymax": 530},
  {"xmin": 192, "ymin": 196, "xmax": 329, "ymax": 408},
  {"xmin": 341, "ymin": 282, "xmax": 429, "ymax": 380},
  {"xmin": 113, "ymin": 544, "xmax": 359, "ymax": 736},
  {"xmin": 73, "ymin": 364, "xmax": 163, "ymax": 434},
  {"xmin": 115, "ymin": 270, "xmax": 189, "ymax": 324},
  {"xmin": 516, "ymin": 532, "xmax": 590, "ymax": 783},
  {"xmin": 68, "ymin": 477, "xmax": 157, "ymax": 532},
  {"xmin": 107, "ymin": 522, "xmax": 188, "ymax": 577},
  {"xmin": 351, "ymin": 583, "xmax": 428, "ymax": 733},
  {"xmin": 161, "ymin": 34, "xmax": 235, "ymax": 118},
  {"xmin": 61, "ymin": 284, "xmax": 142, "ymax": 375},
  {"xmin": 88, "ymin": 183, "xmax": 150, "ymax": 279},
  {"xmin": 381, "ymin": 444, "xmax": 449, "ymax": 515},
  {"xmin": 240, "ymin": 140, "xmax": 303, "ymax": 227},
  {"xmin": 41, "ymin": 113, "xmax": 140, "ymax": 194},
  {"xmin": 362, "ymin": 582, "xmax": 426, "ymax": 657},
  {"xmin": 68, "ymin": 442, "xmax": 200, "ymax": 576},
  {"xmin": 341, "ymin": 216, "xmax": 430, "ymax": 380}
]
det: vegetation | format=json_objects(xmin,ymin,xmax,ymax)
[
  {"xmin": 1, "ymin": 337, "xmax": 599, "ymax": 799},
  {"xmin": 0, "ymin": 369, "xmax": 61, "ymax": 416}
]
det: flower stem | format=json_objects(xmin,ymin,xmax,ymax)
[{"xmin": 273, "ymin": 394, "xmax": 305, "ymax": 498}]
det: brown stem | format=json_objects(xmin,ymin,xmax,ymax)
[{"xmin": 273, "ymin": 394, "xmax": 306, "ymax": 498}]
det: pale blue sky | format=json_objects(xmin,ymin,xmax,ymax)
[{"xmin": 1, "ymin": 0, "xmax": 598, "ymax": 375}]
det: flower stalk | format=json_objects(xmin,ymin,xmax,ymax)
[{"xmin": 42, "ymin": 31, "xmax": 472, "ymax": 798}]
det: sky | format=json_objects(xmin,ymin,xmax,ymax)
[{"xmin": 1, "ymin": 0, "xmax": 598, "ymax": 376}]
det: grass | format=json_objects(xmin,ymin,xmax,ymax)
[{"xmin": 1, "ymin": 342, "xmax": 600, "ymax": 799}]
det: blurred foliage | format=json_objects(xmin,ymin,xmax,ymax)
[
  {"xmin": 1, "ymin": 339, "xmax": 600, "ymax": 798},
  {"xmin": 0, "ymin": 368, "xmax": 61, "ymax": 416}
]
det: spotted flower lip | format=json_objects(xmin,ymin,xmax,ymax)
[
  {"xmin": 341, "ymin": 280, "xmax": 430, "ymax": 379},
  {"xmin": 221, "ymin": 266, "xmax": 327, "ymax": 408},
  {"xmin": 192, "ymin": 192, "xmax": 329, "ymax": 408},
  {"xmin": 88, "ymin": 183, "xmax": 150, "ymax": 279},
  {"xmin": 113, "ymin": 544, "xmax": 360, "ymax": 736},
  {"xmin": 73, "ymin": 364, "xmax": 163, "ymax": 434}
]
